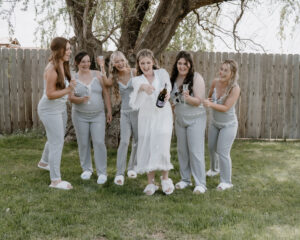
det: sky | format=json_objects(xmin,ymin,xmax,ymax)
[{"xmin": 0, "ymin": 1, "xmax": 299, "ymax": 54}]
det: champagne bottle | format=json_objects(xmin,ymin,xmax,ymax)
[{"xmin": 156, "ymin": 83, "xmax": 167, "ymax": 108}]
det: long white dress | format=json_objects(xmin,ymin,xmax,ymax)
[{"xmin": 129, "ymin": 68, "xmax": 173, "ymax": 174}]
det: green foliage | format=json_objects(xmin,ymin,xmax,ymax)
[{"xmin": 0, "ymin": 135, "xmax": 300, "ymax": 239}]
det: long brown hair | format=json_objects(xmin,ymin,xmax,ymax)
[
  {"xmin": 135, "ymin": 49, "xmax": 159, "ymax": 76},
  {"xmin": 49, "ymin": 37, "xmax": 71, "ymax": 89},
  {"xmin": 109, "ymin": 51, "xmax": 130, "ymax": 100}
]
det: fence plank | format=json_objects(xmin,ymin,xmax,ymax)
[
  {"xmin": 0, "ymin": 49, "xmax": 4, "ymax": 133},
  {"xmin": 284, "ymin": 55, "xmax": 293, "ymax": 138},
  {"xmin": 260, "ymin": 54, "xmax": 267, "ymax": 138},
  {"xmin": 292, "ymin": 55, "xmax": 300, "ymax": 138},
  {"xmin": 246, "ymin": 53, "xmax": 255, "ymax": 137},
  {"xmin": 16, "ymin": 49, "xmax": 25, "ymax": 130},
  {"xmin": 24, "ymin": 49, "xmax": 32, "ymax": 129},
  {"xmin": 31, "ymin": 49, "xmax": 39, "ymax": 128},
  {"xmin": 254, "ymin": 53, "xmax": 262, "ymax": 138},
  {"xmin": 9, "ymin": 49, "xmax": 19, "ymax": 131},
  {"xmin": 2, "ymin": 48, "xmax": 11, "ymax": 133}
]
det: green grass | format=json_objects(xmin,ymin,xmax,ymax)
[{"xmin": 0, "ymin": 132, "xmax": 299, "ymax": 240}]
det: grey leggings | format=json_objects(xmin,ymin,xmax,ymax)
[
  {"xmin": 72, "ymin": 110, "xmax": 107, "ymax": 176},
  {"xmin": 175, "ymin": 113, "xmax": 206, "ymax": 187},
  {"xmin": 39, "ymin": 110, "xmax": 67, "ymax": 181},
  {"xmin": 116, "ymin": 111, "xmax": 138, "ymax": 176},
  {"xmin": 208, "ymin": 122, "xmax": 238, "ymax": 184}
]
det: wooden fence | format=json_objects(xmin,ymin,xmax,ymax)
[{"xmin": 0, "ymin": 48, "xmax": 299, "ymax": 139}]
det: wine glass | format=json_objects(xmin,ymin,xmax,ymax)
[{"xmin": 182, "ymin": 84, "xmax": 188, "ymax": 104}]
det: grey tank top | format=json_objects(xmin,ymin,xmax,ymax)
[
  {"xmin": 38, "ymin": 79, "xmax": 68, "ymax": 114},
  {"xmin": 73, "ymin": 71, "xmax": 104, "ymax": 113},
  {"xmin": 211, "ymin": 88, "xmax": 237, "ymax": 125},
  {"xmin": 171, "ymin": 82, "xmax": 205, "ymax": 118},
  {"xmin": 118, "ymin": 70, "xmax": 135, "ymax": 112}
]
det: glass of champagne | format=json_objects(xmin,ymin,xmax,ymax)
[{"xmin": 182, "ymin": 84, "xmax": 188, "ymax": 105}]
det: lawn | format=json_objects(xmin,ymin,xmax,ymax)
[{"xmin": 0, "ymin": 132, "xmax": 299, "ymax": 240}]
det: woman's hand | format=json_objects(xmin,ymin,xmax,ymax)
[
  {"xmin": 140, "ymin": 84, "xmax": 155, "ymax": 95},
  {"xmin": 164, "ymin": 92, "xmax": 170, "ymax": 102},
  {"xmin": 203, "ymin": 98, "xmax": 213, "ymax": 108},
  {"xmin": 68, "ymin": 79, "xmax": 77, "ymax": 91},
  {"xmin": 82, "ymin": 96, "xmax": 90, "ymax": 104},
  {"xmin": 183, "ymin": 89, "xmax": 190, "ymax": 101},
  {"xmin": 106, "ymin": 111, "xmax": 112, "ymax": 123}
]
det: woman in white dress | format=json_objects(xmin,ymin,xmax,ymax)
[{"xmin": 129, "ymin": 49, "xmax": 175, "ymax": 196}]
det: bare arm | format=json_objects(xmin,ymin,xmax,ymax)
[
  {"xmin": 100, "ymin": 76, "xmax": 112, "ymax": 123},
  {"xmin": 45, "ymin": 65, "xmax": 74, "ymax": 99},
  {"xmin": 184, "ymin": 72, "xmax": 205, "ymax": 106},
  {"xmin": 204, "ymin": 85, "xmax": 240, "ymax": 112},
  {"xmin": 207, "ymin": 79, "xmax": 217, "ymax": 98},
  {"xmin": 68, "ymin": 91, "xmax": 89, "ymax": 104}
]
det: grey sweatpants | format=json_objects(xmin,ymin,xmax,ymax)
[
  {"xmin": 39, "ymin": 110, "xmax": 67, "ymax": 181},
  {"xmin": 116, "ymin": 111, "xmax": 138, "ymax": 176},
  {"xmin": 208, "ymin": 122, "xmax": 238, "ymax": 184},
  {"xmin": 175, "ymin": 113, "xmax": 207, "ymax": 187},
  {"xmin": 72, "ymin": 110, "xmax": 107, "ymax": 176}
]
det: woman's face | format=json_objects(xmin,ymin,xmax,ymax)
[
  {"xmin": 219, "ymin": 63, "xmax": 232, "ymax": 81},
  {"xmin": 62, "ymin": 42, "xmax": 72, "ymax": 62},
  {"xmin": 113, "ymin": 56, "xmax": 126, "ymax": 72},
  {"xmin": 139, "ymin": 56, "xmax": 154, "ymax": 75},
  {"xmin": 177, "ymin": 57, "xmax": 190, "ymax": 76},
  {"xmin": 78, "ymin": 55, "xmax": 91, "ymax": 72}
]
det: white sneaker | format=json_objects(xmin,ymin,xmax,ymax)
[
  {"xmin": 193, "ymin": 185, "xmax": 207, "ymax": 194},
  {"xmin": 97, "ymin": 174, "xmax": 107, "ymax": 184},
  {"xmin": 206, "ymin": 169, "xmax": 220, "ymax": 177},
  {"xmin": 127, "ymin": 170, "xmax": 137, "ymax": 179},
  {"xmin": 175, "ymin": 181, "xmax": 192, "ymax": 189},
  {"xmin": 80, "ymin": 171, "xmax": 92, "ymax": 180}
]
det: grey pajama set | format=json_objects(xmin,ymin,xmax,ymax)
[
  {"xmin": 72, "ymin": 72, "xmax": 107, "ymax": 177},
  {"xmin": 38, "ymin": 80, "xmax": 68, "ymax": 181},
  {"xmin": 116, "ymin": 73, "xmax": 138, "ymax": 176},
  {"xmin": 171, "ymin": 84, "xmax": 207, "ymax": 188},
  {"xmin": 208, "ymin": 88, "xmax": 238, "ymax": 185}
]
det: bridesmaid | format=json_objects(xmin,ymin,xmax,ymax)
[
  {"xmin": 105, "ymin": 51, "xmax": 139, "ymax": 186},
  {"xmin": 170, "ymin": 51, "xmax": 207, "ymax": 194},
  {"xmin": 37, "ymin": 37, "xmax": 76, "ymax": 190},
  {"xmin": 203, "ymin": 59, "xmax": 240, "ymax": 190}
]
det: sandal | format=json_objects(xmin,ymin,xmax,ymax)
[
  {"xmin": 80, "ymin": 171, "xmax": 92, "ymax": 180},
  {"xmin": 193, "ymin": 185, "xmax": 207, "ymax": 194},
  {"xmin": 114, "ymin": 175, "xmax": 124, "ymax": 186},
  {"xmin": 38, "ymin": 162, "xmax": 50, "ymax": 171},
  {"xmin": 143, "ymin": 183, "xmax": 159, "ymax": 196},
  {"xmin": 127, "ymin": 170, "xmax": 137, "ymax": 179},
  {"xmin": 49, "ymin": 181, "xmax": 73, "ymax": 190},
  {"xmin": 206, "ymin": 169, "xmax": 220, "ymax": 177},
  {"xmin": 175, "ymin": 181, "xmax": 192, "ymax": 189},
  {"xmin": 161, "ymin": 178, "xmax": 175, "ymax": 195},
  {"xmin": 217, "ymin": 182, "xmax": 233, "ymax": 191}
]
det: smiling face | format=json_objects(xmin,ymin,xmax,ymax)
[
  {"xmin": 219, "ymin": 63, "xmax": 232, "ymax": 82},
  {"xmin": 62, "ymin": 42, "xmax": 71, "ymax": 62},
  {"xmin": 138, "ymin": 56, "xmax": 154, "ymax": 76},
  {"xmin": 113, "ymin": 55, "xmax": 126, "ymax": 72},
  {"xmin": 78, "ymin": 55, "xmax": 91, "ymax": 72},
  {"xmin": 177, "ymin": 57, "xmax": 190, "ymax": 77}
]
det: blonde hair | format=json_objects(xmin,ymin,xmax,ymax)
[
  {"xmin": 109, "ymin": 51, "xmax": 130, "ymax": 100},
  {"xmin": 135, "ymin": 49, "xmax": 159, "ymax": 76},
  {"xmin": 222, "ymin": 59, "xmax": 239, "ymax": 98}
]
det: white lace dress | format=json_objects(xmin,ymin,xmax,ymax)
[{"xmin": 129, "ymin": 68, "xmax": 173, "ymax": 174}]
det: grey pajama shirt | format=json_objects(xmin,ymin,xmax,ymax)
[{"xmin": 208, "ymin": 88, "xmax": 238, "ymax": 185}]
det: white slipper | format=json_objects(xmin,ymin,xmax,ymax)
[
  {"xmin": 37, "ymin": 162, "xmax": 50, "ymax": 171},
  {"xmin": 143, "ymin": 184, "xmax": 159, "ymax": 196},
  {"xmin": 206, "ymin": 169, "xmax": 220, "ymax": 177},
  {"xmin": 175, "ymin": 181, "xmax": 192, "ymax": 189},
  {"xmin": 49, "ymin": 181, "xmax": 72, "ymax": 190},
  {"xmin": 80, "ymin": 171, "xmax": 92, "ymax": 180},
  {"xmin": 217, "ymin": 182, "xmax": 233, "ymax": 191},
  {"xmin": 114, "ymin": 175, "xmax": 124, "ymax": 186},
  {"xmin": 193, "ymin": 185, "xmax": 207, "ymax": 194},
  {"xmin": 97, "ymin": 174, "xmax": 107, "ymax": 185},
  {"xmin": 161, "ymin": 178, "xmax": 175, "ymax": 195},
  {"xmin": 127, "ymin": 170, "xmax": 137, "ymax": 179}
]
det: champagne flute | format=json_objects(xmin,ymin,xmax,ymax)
[{"xmin": 182, "ymin": 84, "xmax": 188, "ymax": 105}]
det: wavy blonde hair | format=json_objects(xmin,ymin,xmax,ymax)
[
  {"xmin": 222, "ymin": 59, "xmax": 239, "ymax": 98},
  {"xmin": 109, "ymin": 51, "xmax": 131, "ymax": 100}
]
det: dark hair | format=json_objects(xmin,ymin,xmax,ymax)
[
  {"xmin": 170, "ymin": 51, "xmax": 194, "ymax": 95},
  {"xmin": 49, "ymin": 37, "xmax": 71, "ymax": 89},
  {"xmin": 74, "ymin": 51, "xmax": 90, "ymax": 72},
  {"xmin": 135, "ymin": 49, "xmax": 159, "ymax": 76}
]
